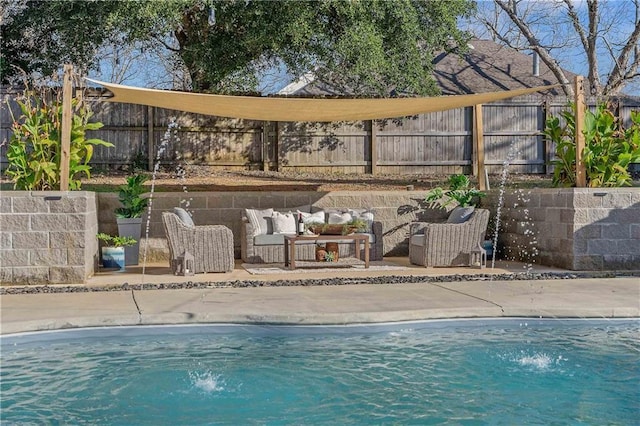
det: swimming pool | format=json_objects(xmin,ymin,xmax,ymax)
[{"xmin": 1, "ymin": 319, "xmax": 638, "ymax": 424}]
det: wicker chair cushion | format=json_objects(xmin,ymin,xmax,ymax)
[
  {"xmin": 410, "ymin": 235, "xmax": 425, "ymax": 246},
  {"xmin": 173, "ymin": 207, "xmax": 194, "ymax": 227},
  {"xmin": 447, "ymin": 206, "xmax": 475, "ymax": 223}
]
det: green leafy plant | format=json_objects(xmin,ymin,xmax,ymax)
[
  {"xmin": 324, "ymin": 251, "xmax": 336, "ymax": 262},
  {"xmin": 115, "ymin": 173, "xmax": 150, "ymax": 219},
  {"xmin": 5, "ymin": 89, "xmax": 113, "ymax": 190},
  {"xmin": 545, "ymin": 103, "xmax": 640, "ymax": 187},
  {"xmin": 425, "ymin": 174, "xmax": 486, "ymax": 208},
  {"xmin": 96, "ymin": 233, "xmax": 137, "ymax": 247},
  {"xmin": 344, "ymin": 218, "xmax": 367, "ymax": 234}
]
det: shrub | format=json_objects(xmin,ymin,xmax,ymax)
[
  {"xmin": 5, "ymin": 88, "xmax": 113, "ymax": 190},
  {"xmin": 545, "ymin": 103, "xmax": 640, "ymax": 187}
]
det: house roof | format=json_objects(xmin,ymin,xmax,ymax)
[
  {"xmin": 433, "ymin": 39, "xmax": 575, "ymax": 96},
  {"xmin": 279, "ymin": 39, "xmax": 575, "ymax": 97}
]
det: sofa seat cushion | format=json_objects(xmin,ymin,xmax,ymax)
[{"xmin": 254, "ymin": 233, "xmax": 376, "ymax": 246}]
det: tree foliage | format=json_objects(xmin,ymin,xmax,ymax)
[
  {"xmin": 470, "ymin": 0, "xmax": 640, "ymax": 96},
  {"xmin": 2, "ymin": 0, "xmax": 474, "ymax": 96}
]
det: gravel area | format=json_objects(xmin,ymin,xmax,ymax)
[{"xmin": 2, "ymin": 271, "xmax": 637, "ymax": 294}]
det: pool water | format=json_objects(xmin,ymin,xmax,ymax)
[{"xmin": 1, "ymin": 319, "xmax": 638, "ymax": 424}]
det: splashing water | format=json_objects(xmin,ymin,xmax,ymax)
[
  {"xmin": 189, "ymin": 371, "xmax": 225, "ymax": 393},
  {"xmin": 511, "ymin": 188, "xmax": 539, "ymax": 275},
  {"xmin": 518, "ymin": 353, "xmax": 553, "ymax": 369},
  {"xmin": 491, "ymin": 142, "xmax": 518, "ymax": 269},
  {"xmin": 490, "ymin": 141, "xmax": 540, "ymax": 272},
  {"xmin": 141, "ymin": 118, "xmax": 180, "ymax": 281}
]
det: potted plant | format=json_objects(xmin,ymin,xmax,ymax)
[
  {"xmin": 97, "ymin": 233, "xmax": 137, "ymax": 271},
  {"xmin": 424, "ymin": 174, "xmax": 486, "ymax": 208},
  {"xmin": 115, "ymin": 173, "xmax": 149, "ymax": 265}
]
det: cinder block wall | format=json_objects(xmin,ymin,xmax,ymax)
[
  {"xmin": 484, "ymin": 188, "xmax": 640, "ymax": 270},
  {"xmin": 97, "ymin": 191, "xmax": 447, "ymax": 261},
  {"xmin": 2, "ymin": 188, "xmax": 637, "ymax": 285},
  {"xmin": 0, "ymin": 191, "xmax": 99, "ymax": 284}
]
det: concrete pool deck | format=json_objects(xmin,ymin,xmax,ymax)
[{"xmin": 1, "ymin": 259, "xmax": 638, "ymax": 335}]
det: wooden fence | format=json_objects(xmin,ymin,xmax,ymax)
[{"xmin": 1, "ymin": 88, "xmax": 638, "ymax": 176}]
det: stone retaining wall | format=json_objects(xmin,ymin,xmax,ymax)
[
  {"xmin": 0, "ymin": 192, "xmax": 98, "ymax": 284},
  {"xmin": 484, "ymin": 188, "xmax": 640, "ymax": 270},
  {"xmin": 2, "ymin": 188, "xmax": 637, "ymax": 284}
]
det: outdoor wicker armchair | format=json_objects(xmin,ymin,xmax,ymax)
[
  {"xmin": 162, "ymin": 211, "xmax": 234, "ymax": 273},
  {"xmin": 409, "ymin": 208, "xmax": 490, "ymax": 267}
]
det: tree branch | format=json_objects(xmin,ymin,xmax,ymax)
[
  {"xmin": 495, "ymin": 0, "xmax": 574, "ymax": 96},
  {"xmin": 604, "ymin": 0, "xmax": 640, "ymax": 94}
]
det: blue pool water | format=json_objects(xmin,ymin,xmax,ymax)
[{"xmin": 1, "ymin": 319, "xmax": 638, "ymax": 425}]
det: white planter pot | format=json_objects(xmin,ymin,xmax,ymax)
[
  {"xmin": 101, "ymin": 246, "xmax": 126, "ymax": 271},
  {"xmin": 117, "ymin": 217, "xmax": 142, "ymax": 265}
]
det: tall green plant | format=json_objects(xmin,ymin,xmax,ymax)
[
  {"xmin": 425, "ymin": 174, "xmax": 486, "ymax": 208},
  {"xmin": 115, "ymin": 173, "xmax": 149, "ymax": 219},
  {"xmin": 5, "ymin": 89, "xmax": 113, "ymax": 190},
  {"xmin": 545, "ymin": 103, "xmax": 640, "ymax": 187}
]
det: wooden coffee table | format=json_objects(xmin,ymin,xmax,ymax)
[{"xmin": 283, "ymin": 234, "xmax": 370, "ymax": 270}]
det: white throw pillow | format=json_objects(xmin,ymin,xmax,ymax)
[
  {"xmin": 298, "ymin": 210, "xmax": 325, "ymax": 225},
  {"xmin": 328, "ymin": 212, "xmax": 352, "ymax": 224},
  {"xmin": 272, "ymin": 211, "xmax": 297, "ymax": 234},
  {"xmin": 348, "ymin": 208, "xmax": 375, "ymax": 233},
  {"xmin": 245, "ymin": 208, "xmax": 274, "ymax": 236}
]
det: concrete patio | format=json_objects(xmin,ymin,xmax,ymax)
[{"xmin": 2, "ymin": 258, "xmax": 638, "ymax": 335}]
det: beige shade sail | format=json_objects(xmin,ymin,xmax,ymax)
[{"xmin": 88, "ymin": 78, "xmax": 560, "ymax": 122}]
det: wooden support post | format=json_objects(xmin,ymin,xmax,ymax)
[
  {"xmin": 574, "ymin": 76, "xmax": 587, "ymax": 187},
  {"xmin": 262, "ymin": 122, "xmax": 269, "ymax": 171},
  {"xmin": 543, "ymin": 99, "xmax": 552, "ymax": 175},
  {"xmin": 473, "ymin": 104, "xmax": 487, "ymax": 191},
  {"xmin": 274, "ymin": 121, "xmax": 280, "ymax": 172},
  {"xmin": 60, "ymin": 64, "xmax": 73, "ymax": 191},
  {"xmin": 369, "ymin": 120, "xmax": 378, "ymax": 175},
  {"xmin": 147, "ymin": 106, "xmax": 154, "ymax": 171}
]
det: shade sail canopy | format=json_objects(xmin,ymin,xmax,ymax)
[{"xmin": 88, "ymin": 78, "xmax": 560, "ymax": 122}]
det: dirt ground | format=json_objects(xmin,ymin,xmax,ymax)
[
  {"xmin": 3, "ymin": 166, "xmax": 638, "ymax": 191},
  {"xmin": 81, "ymin": 167, "xmax": 557, "ymax": 192}
]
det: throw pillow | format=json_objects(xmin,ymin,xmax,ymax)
[
  {"xmin": 272, "ymin": 211, "xmax": 297, "ymax": 234},
  {"xmin": 348, "ymin": 208, "xmax": 375, "ymax": 233},
  {"xmin": 245, "ymin": 208, "xmax": 274, "ymax": 236},
  {"xmin": 173, "ymin": 207, "xmax": 195, "ymax": 227},
  {"xmin": 298, "ymin": 210, "xmax": 325, "ymax": 225},
  {"xmin": 328, "ymin": 212, "xmax": 352, "ymax": 224},
  {"xmin": 447, "ymin": 206, "xmax": 475, "ymax": 224}
]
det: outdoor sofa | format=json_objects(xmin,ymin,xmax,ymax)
[{"xmin": 241, "ymin": 206, "xmax": 383, "ymax": 264}]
